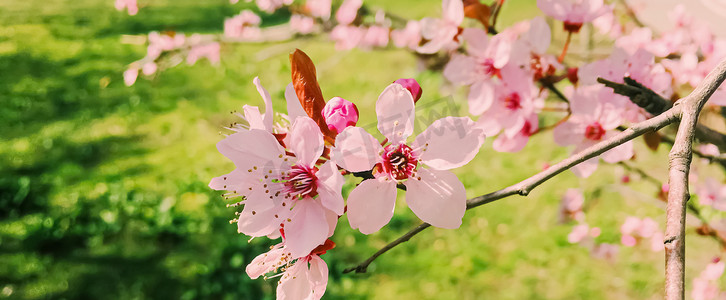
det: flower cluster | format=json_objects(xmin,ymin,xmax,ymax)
[
  {"xmin": 209, "ymin": 50, "xmax": 485, "ymax": 299},
  {"xmin": 561, "ymin": 189, "xmax": 618, "ymax": 260}
]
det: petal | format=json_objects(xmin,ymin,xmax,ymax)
[
  {"xmin": 242, "ymin": 105, "xmax": 266, "ymax": 130},
  {"xmin": 525, "ymin": 16, "xmax": 551, "ymax": 54},
  {"xmin": 461, "ymin": 28, "xmax": 489, "ymax": 55},
  {"xmin": 308, "ymin": 256, "xmax": 329, "ymax": 299},
  {"xmin": 442, "ymin": 0, "xmax": 464, "ymax": 25},
  {"xmin": 601, "ymin": 136, "xmax": 633, "ymax": 163},
  {"xmin": 316, "ymin": 160, "xmax": 345, "ymax": 215},
  {"xmin": 376, "ymin": 83, "xmax": 416, "ymax": 144},
  {"xmin": 443, "ymin": 55, "xmax": 477, "ymax": 86},
  {"xmin": 285, "ymin": 83, "xmax": 307, "ymax": 121},
  {"xmin": 468, "ymin": 80, "xmax": 496, "ymax": 115},
  {"xmin": 413, "ymin": 117, "xmax": 485, "ymax": 170},
  {"xmin": 278, "ymin": 262, "xmax": 312, "ymax": 300},
  {"xmin": 217, "ymin": 129, "xmax": 285, "ymax": 170},
  {"xmin": 289, "ymin": 117, "xmax": 325, "ymax": 166},
  {"xmin": 492, "ymin": 132, "xmax": 529, "ymax": 152},
  {"xmin": 404, "ymin": 168, "xmax": 466, "ymax": 229},
  {"xmin": 285, "ymin": 198, "xmax": 330, "ymax": 258},
  {"xmin": 331, "ymin": 127, "xmax": 383, "ymax": 172},
  {"xmin": 552, "ymin": 121, "xmax": 584, "ymax": 146},
  {"xmin": 252, "ymin": 76, "xmax": 274, "ymax": 132},
  {"xmin": 347, "ymin": 179, "xmax": 397, "ymax": 234},
  {"xmin": 237, "ymin": 204, "xmax": 287, "ymax": 237},
  {"xmin": 246, "ymin": 246, "xmax": 284, "ymax": 279},
  {"xmin": 571, "ymin": 155, "xmax": 599, "ymax": 178}
]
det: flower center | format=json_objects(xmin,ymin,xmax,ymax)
[
  {"xmin": 584, "ymin": 122, "xmax": 606, "ymax": 141},
  {"xmin": 283, "ymin": 165, "xmax": 317, "ymax": 198},
  {"xmin": 521, "ymin": 121, "xmax": 536, "ymax": 137},
  {"xmin": 378, "ymin": 143, "xmax": 418, "ymax": 181},
  {"xmin": 563, "ymin": 22, "xmax": 583, "ymax": 33},
  {"xmin": 504, "ymin": 92, "xmax": 522, "ymax": 110},
  {"xmin": 477, "ymin": 58, "xmax": 500, "ymax": 78}
]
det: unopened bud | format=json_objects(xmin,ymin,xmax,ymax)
[
  {"xmin": 322, "ymin": 97, "xmax": 359, "ymax": 134},
  {"xmin": 393, "ymin": 78, "xmax": 422, "ymax": 102}
]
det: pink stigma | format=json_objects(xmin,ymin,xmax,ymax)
[
  {"xmin": 504, "ymin": 93, "xmax": 522, "ymax": 110},
  {"xmin": 283, "ymin": 165, "xmax": 318, "ymax": 198},
  {"xmin": 584, "ymin": 122, "xmax": 605, "ymax": 141},
  {"xmin": 378, "ymin": 144, "xmax": 418, "ymax": 181}
]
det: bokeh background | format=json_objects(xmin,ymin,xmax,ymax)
[{"xmin": 2, "ymin": 0, "xmax": 725, "ymax": 299}]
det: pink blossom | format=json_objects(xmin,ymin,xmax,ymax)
[
  {"xmin": 591, "ymin": 243, "xmax": 619, "ymax": 260},
  {"xmin": 568, "ymin": 224, "xmax": 590, "ymax": 243},
  {"xmin": 491, "ymin": 113, "xmax": 539, "ymax": 152},
  {"xmin": 187, "ymin": 42, "xmax": 220, "ymax": 65},
  {"xmin": 147, "ymin": 32, "xmax": 186, "ymax": 60},
  {"xmin": 619, "ymin": 216, "xmax": 663, "ymax": 251},
  {"xmin": 391, "ymin": 21, "xmax": 422, "ymax": 50},
  {"xmin": 123, "ymin": 68, "xmax": 138, "ymax": 86},
  {"xmin": 443, "ymin": 28, "xmax": 513, "ymax": 87},
  {"xmin": 210, "ymin": 117, "xmax": 342, "ymax": 257},
  {"xmin": 210, "ymin": 78, "xmax": 341, "ymax": 257},
  {"xmin": 417, "ymin": 0, "xmax": 464, "ymax": 54},
  {"xmin": 475, "ymin": 66, "xmax": 544, "ymax": 140},
  {"xmin": 141, "ymin": 62, "xmax": 157, "ymax": 75},
  {"xmin": 692, "ymin": 258, "xmax": 725, "ymax": 300},
  {"xmin": 361, "ymin": 25, "xmax": 390, "ymax": 49},
  {"xmin": 393, "ymin": 78, "xmax": 422, "ymax": 102},
  {"xmin": 322, "ymin": 97, "xmax": 359, "ymax": 134},
  {"xmin": 330, "ymin": 25, "xmax": 365, "ymax": 50},
  {"xmin": 246, "ymin": 239, "xmax": 332, "ymax": 300},
  {"xmin": 336, "ymin": 0, "xmax": 362, "ymax": 25},
  {"xmin": 579, "ymin": 48, "xmax": 673, "ymax": 113},
  {"xmin": 559, "ymin": 188, "xmax": 585, "ymax": 223},
  {"xmin": 255, "ymin": 0, "xmax": 293, "ymax": 13},
  {"xmin": 306, "ymin": 0, "xmax": 332, "ymax": 20},
  {"xmin": 331, "ymin": 83, "xmax": 485, "ymax": 233},
  {"xmin": 290, "ymin": 15, "xmax": 315, "ymax": 35},
  {"xmin": 115, "ymin": 0, "xmax": 138, "ymax": 16},
  {"xmin": 537, "ymin": 0, "xmax": 608, "ymax": 33},
  {"xmin": 552, "ymin": 85, "xmax": 633, "ymax": 177},
  {"xmin": 697, "ymin": 178, "xmax": 726, "ymax": 211},
  {"xmin": 700, "ymin": 144, "xmax": 721, "ymax": 157},
  {"xmin": 591, "ymin": 4, "xmax": 621, "ymax": 38},
  {"xmin": 224, "ymin": 10, "xmax": 262, "ymax": 40}
]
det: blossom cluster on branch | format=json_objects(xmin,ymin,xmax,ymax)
[{"xmin": 116, "ymin": 0, "xmax": 726, "ymax": 298}]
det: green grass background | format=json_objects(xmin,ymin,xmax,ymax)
[{"xmin": 0, "ymin": 0, "xmax": 723, "ymax": 299}]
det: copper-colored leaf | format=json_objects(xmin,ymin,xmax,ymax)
[
  {"xmin": 289, "ymin": 49, "xmax": 336, "ymax": 143},
  {"xmin": 643, "ymin": 130, "xmax": 661, "ymax": 151},
  {"xmin": 463, "ymin": 0, "xmax": 491, "ymax": 28}
]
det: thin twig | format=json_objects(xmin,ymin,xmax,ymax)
[{"xmin": 664, "ymin": 58, "xmax": 726, "ymax": 300}]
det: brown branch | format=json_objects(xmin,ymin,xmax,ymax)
[{"xmin": 664, "ymin": 58, "xmax": 726, "ymax": 300}]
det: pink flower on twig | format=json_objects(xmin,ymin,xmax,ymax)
[{"xmin": 331, "ymin": 83, "xmax": 485, "ymax": 233}]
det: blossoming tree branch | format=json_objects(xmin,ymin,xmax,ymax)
[{"xmin": 118, "ymin": 0, "xmax": 726, "ymax": 299}]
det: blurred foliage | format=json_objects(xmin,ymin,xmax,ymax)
[{"xmin": 0, "ymin": 0, "xmax": 724, "ymax": 299}]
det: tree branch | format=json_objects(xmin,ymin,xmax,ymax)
[{"xmin": 664, "ymin": 58, "xmax": 726, "ymax": 300}]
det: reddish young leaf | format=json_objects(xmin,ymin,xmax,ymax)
[
  {"xmin": 643, "ymin": 130, "xmax": 661, "ymax": 151},
  {"xmin": 463, "ymin": 0, "xmax": 491, "ymax": 28},
  {"xmin": 289, "ymin": 49, "xmax": 336, "ymax": 144}
]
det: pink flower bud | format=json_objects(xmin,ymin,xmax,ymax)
[
  {"xmin": 393, "ymin": 78, "xmax": 422, "ymax": 102},
  {"xmin": 322, "ymin": 97, "xmax": 358, "ymax": 134}
]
